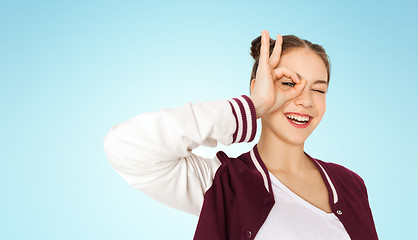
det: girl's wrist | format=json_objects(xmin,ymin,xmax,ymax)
[{"xmin": 249, "ymin": 95, "xmax": 266, "ymax": 119}]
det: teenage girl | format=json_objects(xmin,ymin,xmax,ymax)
[{"xmin": 103, "ymin": 30, "xmax": 378, "ymax": 239}]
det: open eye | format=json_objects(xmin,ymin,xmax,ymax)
[{"xmin": 282, "ymin": 82, "xmax": 295, "ymax": 87}]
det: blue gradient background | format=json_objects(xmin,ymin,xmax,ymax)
[{"xmin": 1, "ymin": 0, "xmax": 417, "ymax": 239}]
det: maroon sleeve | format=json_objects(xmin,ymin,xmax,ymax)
[{"xmin": 227, "ymin": 95, "xmax": 257, "ymax": 143}]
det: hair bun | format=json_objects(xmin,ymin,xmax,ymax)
[{"xmin": 250, "ymin": 35, "xmax": 275, "ymax": 60}]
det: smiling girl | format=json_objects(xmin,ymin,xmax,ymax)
[{"xmin": 103, "ymin": 30, "xmax": 378, "ymax": 239}]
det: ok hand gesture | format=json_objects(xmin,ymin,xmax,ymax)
[{"xmin": 250, "ymin": 30, "xmax": 307, "ymax": 119}]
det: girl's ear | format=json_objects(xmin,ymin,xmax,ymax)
[{"xmin": 250, "ymin": 79, "xmax": 256, "ymax": 95}]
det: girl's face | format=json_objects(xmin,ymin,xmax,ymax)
[{"xmin": 262, "ymin": 48, "xmax": 328, "ymax": 145}]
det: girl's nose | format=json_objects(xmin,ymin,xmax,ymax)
[{"xmin": 294, "ymin": 89, "xmax": 313, "ymax": 108}]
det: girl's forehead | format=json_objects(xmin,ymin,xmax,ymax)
[{"xmin": 278, "ymin": 50, "xmax": 328, "ymax": 82}]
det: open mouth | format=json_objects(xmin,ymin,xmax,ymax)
[{"xmin": 285, "ymin": 113, "xmax": 312, "ymax": 128}]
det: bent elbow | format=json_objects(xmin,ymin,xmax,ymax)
[{"xmin": 103, "ymin": 126, "xmax": 121, "ymax": 168}]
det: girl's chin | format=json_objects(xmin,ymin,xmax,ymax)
[
  {"xmin": 281, "ymin": 126, "xmax": 313, "ymax": 143},
  {"xmin": 283, "ymin": 135, "xmax": 308, "ymax": 145},
  {"xmin": 264, "ymin": 117, "xmax": 316, "ymax": 141}
]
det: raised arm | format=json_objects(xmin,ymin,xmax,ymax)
[{"xmin": 103, "ymin": 95, "xmax": 257, "ymax": 216}]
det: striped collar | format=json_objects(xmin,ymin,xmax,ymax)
[{"xmin": 249, "ymin": 144, "xmax": 339, "ymax": 204}]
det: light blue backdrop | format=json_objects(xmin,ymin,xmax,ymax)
[{"xmin": 1, "ymin": 0, "xmax": 417, "ymax": 239}]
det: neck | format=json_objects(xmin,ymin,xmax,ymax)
[{"xmin": 257, "ymin": 127, "xmax": 314, "ymax": 173}]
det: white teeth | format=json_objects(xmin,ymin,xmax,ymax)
[
  {"xmin": 286, "ymin": 114, "xmax": 310, "ymax": 122},
  {"xmin": 291, "ymin": 120, "xmax": 305, "ymax": 125}
]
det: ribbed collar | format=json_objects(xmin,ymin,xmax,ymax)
[{"xmin": 249, "ymin": 144, "xmax": 339, "ymax": 205}]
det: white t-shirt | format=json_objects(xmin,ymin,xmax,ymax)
[{"xmin": 254, "ymin": 171, "xmax": 351, "ymax": 239}]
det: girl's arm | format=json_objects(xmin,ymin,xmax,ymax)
[{"xmin": 103, "ymin": 95, "xmax": 257, "ymax": 216}]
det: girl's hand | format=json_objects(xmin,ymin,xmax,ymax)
[{"xmin": 250, "ymin": 30, "xmax": 307, "ymax": 119}]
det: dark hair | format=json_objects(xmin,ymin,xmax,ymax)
[{"xmin": 249, "ymin": 34, "xmax": 331, "ymax": 93}]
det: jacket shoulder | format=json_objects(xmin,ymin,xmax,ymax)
[
  {"xmin": 316, "ymin": 159, "xmax": 367, "ymax": 195},
  {"xmin": 215, "ymin": 150, "xmax": 250, "ymax": 165}
]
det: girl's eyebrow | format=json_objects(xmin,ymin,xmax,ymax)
[{"xmin": 295, "ymin": 72, "xmax": 328, "ymax": 85}]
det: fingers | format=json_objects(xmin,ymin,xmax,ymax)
[
  {"xmin": 269, "ymin": 34, "xmax": 282, "ymax": 68},
  {"xmin": 273, "ymin": 67, "xmax": 307, "ymax": 99},
  {"xmin": 273, "ymin": 67, "xmax": 301, "ymax": 84},
  {"xmin": 259, "ymin": 31, "xmax": 283, "ymax": 68},
  {"xmin": 292, "ymin": 78, "xmax": 307, "ymax": 95},
  {"xmin": 259, "ymin": 30, "xmax": 270, "ymax": 65}
]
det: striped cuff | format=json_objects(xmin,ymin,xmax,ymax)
[{"xmin": 227, "ymin": 95, "xmax": 257, "ymax": 143}]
